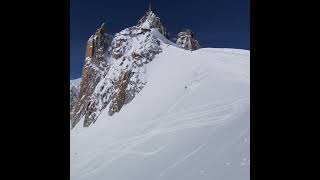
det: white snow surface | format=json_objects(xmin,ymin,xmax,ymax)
[{"xmin": 70, "ymin": 42, "xmax": 250, "ymax": 180}]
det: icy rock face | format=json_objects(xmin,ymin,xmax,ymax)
[
  {"xmin": 176, "ymin": 29, "xmax": 200, "ymax": 50},
  {"xmin": 70, "ymin": 78, "xmax": 81, "ymax": 114},
  {"xmin": 71, "ymin": 11, "xmax": 167, "ymax": 128},
  {"xmin": 71, "ymin": 23, "xmax": 113, "ymax": 128}
]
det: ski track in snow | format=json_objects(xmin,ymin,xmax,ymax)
[
  {"xmin": 155, "ymin": 144, "xmax": 206, "ymax": 179},
  {"xmin": 76, "ymin": 96, "xmax": 249, "ymax": 177}
]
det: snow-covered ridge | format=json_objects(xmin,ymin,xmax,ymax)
[
  {"xmin": 151, "ymin": 29, "xmax": 179, "ymax": 47},
  {"xmin": 197, "ymin": 48, "xmax": 250, "ymax": 55}
]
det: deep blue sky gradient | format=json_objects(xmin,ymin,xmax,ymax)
[{"xmin": 71, "ymin": 0, "xmax": 250, "ymax": 79}]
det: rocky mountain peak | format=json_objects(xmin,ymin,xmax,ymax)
[
  {"xmin": 176, "ymin": 29, "xmax": 200, "ymax": 50},
  {"xmin": 71, "ymin": 9, "xmax": 166, "ymax": 128},
  {"xmin": 71, "ymin": 7, "xmax": 201, "ymax": 129},
  {"xmin": 136, "ymin": 8, "xmax": 169, "ymax": 39},
  {"xmin": 71, "ymin": 23, "xmax": 113, "ymax": 128}
]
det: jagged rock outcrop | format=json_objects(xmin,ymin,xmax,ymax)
[
  {"xmin": 71, "ymin": 23, "xmax": 113, "ymax": 128},
  {"xmin": 137, "ymin": 9, "xmax": 169, "ymax": 39},
  {"xmin": 176, "ymin": 29, "xmax": 200, "ymax": 50},
  {"xmin": 71, "ymin": 9, "xmax": 167, "ymax": 128}
]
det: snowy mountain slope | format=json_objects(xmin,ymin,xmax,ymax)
[{"xmin": 70, "ymin": 42, "xmax": 250, "ymax": 180}]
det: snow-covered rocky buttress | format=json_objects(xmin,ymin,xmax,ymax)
[
  {"xmin": 176, "ymin": 29, "xmax": 200, "ymax": 50},
  {"xmin": 71, "ymin": 10, "xmax": 170, "ymax": 128}
]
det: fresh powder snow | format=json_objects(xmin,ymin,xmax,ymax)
[{"xmin": 70, "ymin": 36, "xmax": 250, "ymax": 180}]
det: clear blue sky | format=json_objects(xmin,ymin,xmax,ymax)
[{"xmin": 71, "ymin": 0, "xmax": 250, "ymax": 79}]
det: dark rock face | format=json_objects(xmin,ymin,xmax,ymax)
[
  {"xmin": 176, "ymin": 29, "xmax": 200, "ymax": 50},
  {"xmin": 108, "ymin": 70, "xmax": 132, "ymax": 115},
  {"xmin": 70, "ymin": 23, "xmax": 113, "ymax": 128},
  {"xmin": 70, "ymin": 10, "xmax": 167, "ymax": 129}
]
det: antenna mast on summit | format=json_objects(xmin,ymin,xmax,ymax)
[{"xmin": 148, "ymin": 2, "xmax": 152, "ymax": 12}]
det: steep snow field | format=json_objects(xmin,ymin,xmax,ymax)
[{"xmin": 70, "ymin": 40, "xmax": 250, "ymax": 180}]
